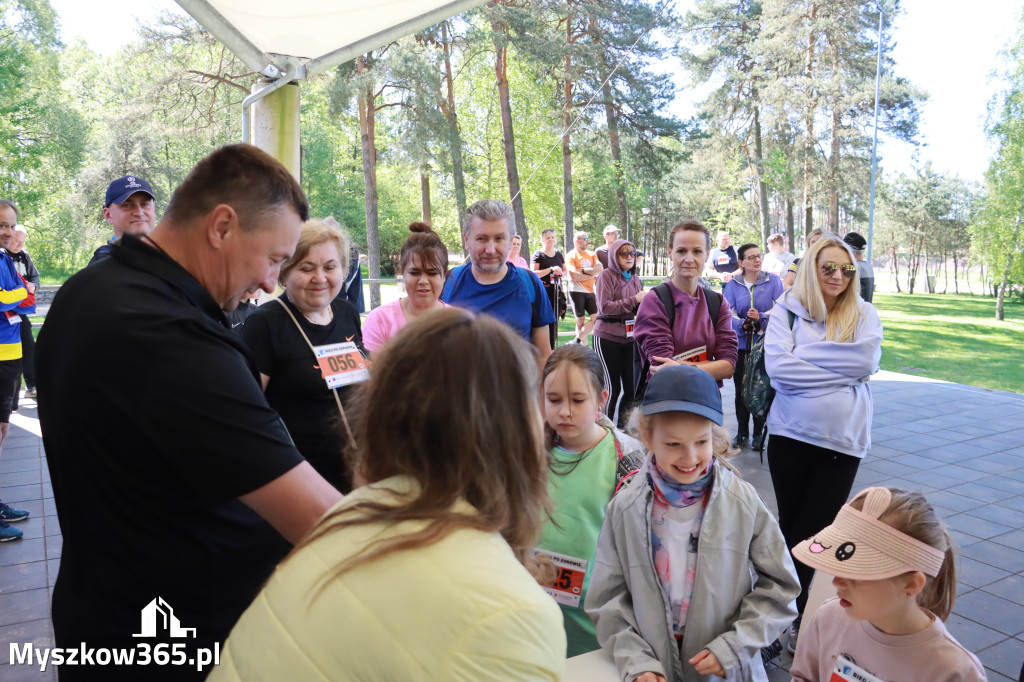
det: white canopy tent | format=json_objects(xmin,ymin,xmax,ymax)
[{"xmin": 173, "ymin": 0, "xmax": 487, "ymax": 173}]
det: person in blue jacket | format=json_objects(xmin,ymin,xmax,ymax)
[
  {"xmin": 0, "ymin": 200, "xmax": 30, "ymax": 542},
  {"xmin": 722, "ymin": 243, "xmax": 783, "ymax": 452}
]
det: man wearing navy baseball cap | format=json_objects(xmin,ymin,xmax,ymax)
[{"xmin": 89, "ymin": 175, "xmax": 156, "ymax": 265}]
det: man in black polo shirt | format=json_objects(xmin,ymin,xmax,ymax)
[{"xmin": 35, "ymin": 144, "xmax": 342, "ymax": 681}]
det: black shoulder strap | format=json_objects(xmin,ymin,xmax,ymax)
[
  {"xmin": 653, "ymin": 282, "xmax": 675, "ymax": 331},
  {"xmin": 701, "ymin": 286, "xmax": 721, "ymax": 328}
]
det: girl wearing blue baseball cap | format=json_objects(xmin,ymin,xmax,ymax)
[{"xmin": 585, "ymin": 363, "xmax": 800, "ymax": 682}]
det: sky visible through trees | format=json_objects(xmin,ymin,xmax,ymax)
[{"xmin": 6, "ymin": 0, "xmax": 1023, "ymax": 307}]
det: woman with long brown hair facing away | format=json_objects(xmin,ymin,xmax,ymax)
[
  {"xmin": 212, "ymin": 309, "xmax": 565, "ymax": 682},
  {"xmin": 765, "ymin": 233, "xmax": 883, "ymax": 654}
]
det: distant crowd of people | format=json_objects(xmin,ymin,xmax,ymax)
[{"xmin": 0, "ymin": 145, "xmax": 989, "ymax": 682}]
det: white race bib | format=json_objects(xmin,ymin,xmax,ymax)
[
  {"xmin": 829, "ymin": 654, "xmax": 885, "ymax": 682},
  {"xmin": 533, "ymin": 548, "xmax": 588, "ymax": 607},
  {"xmin": 313, "ymin": 342, "xmax": 369, "ymax": 388}
]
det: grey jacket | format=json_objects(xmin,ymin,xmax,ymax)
[{"xmin": 585, "ymin": 462, "xmax": 799, "ymax": 682}]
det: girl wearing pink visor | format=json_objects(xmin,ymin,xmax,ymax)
[{"xmin": 790, "ymin": 487, "xmax": 986, "ymax": 682}]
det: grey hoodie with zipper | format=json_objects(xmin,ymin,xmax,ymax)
[{"xmin": 585, "ymin": 461, "xmax": 799, "ymax": 682}]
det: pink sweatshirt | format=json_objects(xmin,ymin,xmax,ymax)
[
  {"xmin": 791, "ymin": 598, "xmax": 987, "ymax": 682},
  {"xmin": 633, "ymin": 280, "xmax": 737, "ymax": 387},
  {"xmin": 362, "ymin": 299, "xmax": 450, "ymax": 353}
]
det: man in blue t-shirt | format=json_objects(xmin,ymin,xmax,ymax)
[
  {"xmin": 705, "ymin": 230, "xmax": 741, "ymax": 284},
  {"xmin": 441, "ymin": 199, "xmax": 555, "ymax": 368}
]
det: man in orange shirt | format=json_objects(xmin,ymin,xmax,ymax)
[{"xmin": 566, "ymin": 230, "xmax": 602, "ymax": 345}]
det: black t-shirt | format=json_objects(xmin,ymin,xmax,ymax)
[
  {"xmin": 532, "ymin": 249, "xmax": 565, "ymax": 287},
  {"xmin": 225, "ymin": 299, "xmax": 258, "ymax": 331},
  {"xmin": 241, "ymin": 296, "xmax": 363, "ymax": 492},
  {"xmin": 35, "ymin": 234, "xmax": 304, "ymax": 680}
]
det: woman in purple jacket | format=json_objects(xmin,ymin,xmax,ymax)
[
  {"xmin": 722, "ymin": 243, "xmax": 784, "ymax": 452},
  {"xmin": 633, "ymin": 220, "xmax": 737, "ymax": 387},
  {"xmin": 594, "ymin": 239, "xmax": 644, "ymax": 427}
]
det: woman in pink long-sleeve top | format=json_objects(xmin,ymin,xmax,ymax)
[
  {"xmin": 594, "ymin": 238, "xmax": 645, "ymax": 427},
  {"xmin": 633, "ymin": 220, "xmax": 737, "ymax": 388}
]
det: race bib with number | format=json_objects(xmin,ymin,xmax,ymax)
[
  {"xmin": 673, "ymin": 345, "xmax": 708, "ymax": 363},
  {"xmin": 717, "ymin": 254, "xmax": 731, "ymax": 266},
  {"xmin": 314, "ymin": 341, "xmax": 369, "ymax": 388},
  {"xmin": 625, "ymin": 318, "xmax": 636, "ymax": 338},
  {"xmin": 829, "ymin": 654, "xmax": 884, "ymax": 682},
  {"xmin": 533, "ymin": 548, "xmax": 587, "ymax": 607}
]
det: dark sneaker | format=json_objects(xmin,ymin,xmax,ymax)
[
  {"xmin": 761, "ymin": 639, "xmax": 784, "ymax": 667},
  {"xmin": 731, "ymin": 435, "xmax": 748, "ymax": 450},
  {"xmin": 752, "ymin": 433, "xmax": 765, "ymax": 452},
  {"xmin": 24, "ymin": 387, "xmax": 37, "ymax": 399},
  {"xmin": 0, "ymin": 520, "xmax": 23, "ymax": 542},
  {"xmin": 787, "ymin": 615, "xmax": 802, "ymax": 654},
  {"xmin": 0, "ymin": 502, "xmax": 29, "ymax": 523}
]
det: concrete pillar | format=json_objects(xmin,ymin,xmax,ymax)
[{"xmin": 251, "ymin": 80, "xmax": 301, "ymax": 180}]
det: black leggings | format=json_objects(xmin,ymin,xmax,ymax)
[
  {"xmin": 595, "ymin": 336, "xmax": 636, "ymax": 428},
  {"xmin": 732, "ymin": 348, "xmax": 763, "ymax": 438},
  {"xmin": 767, "ymin": 434, "xmax": 861, "ymax": 615},
  {"xmin": 10, "ymin": 315, "xmax": 34, "ymax": 411}
]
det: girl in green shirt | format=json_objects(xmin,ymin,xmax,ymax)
[{"xmin": 536, "ymin": 344, "xmax": 644, "ymax": 657}]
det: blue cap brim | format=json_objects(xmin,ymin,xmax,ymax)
[{"xmin": 640, "ymin": 399, "xmax": 723, "ymax": 425}]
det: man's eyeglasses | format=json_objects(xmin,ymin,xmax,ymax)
[
  {"xmin": 618, "ymin": 251, "xmax": 638, "ymax": 258},
  {"xmin": 743, "ymin": 253, "xmax": 762, "ymax": 261},
  {"xmin": 820, "ymin": 262, "xmax": 857, "ymax": 279}
]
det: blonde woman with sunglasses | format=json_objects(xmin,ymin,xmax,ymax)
[{"xmin": 763, "ymin": 233, "xmax": 883, "ymax": 654}]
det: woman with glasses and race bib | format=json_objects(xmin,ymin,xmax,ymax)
[
  {"xmin": 242, "ymin": 220, "xmax": 367, "ymax": 494},
  {"xmin": 764, "ymin": 233, "xmax": 883, "ymax": 654}
]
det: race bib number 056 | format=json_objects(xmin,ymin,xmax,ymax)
[{"xmin": 314, "ymin": 342, "xmax": 369, "ymax": 388}]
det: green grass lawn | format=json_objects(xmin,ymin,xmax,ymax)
[{"xmin": 874, "ymin": 292, "xmax": 1024, "ymax": 394}]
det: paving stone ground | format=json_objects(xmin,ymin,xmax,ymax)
[{"xmin": 1, "ymin": 370, "xmax": 1022, "ymax": 681}]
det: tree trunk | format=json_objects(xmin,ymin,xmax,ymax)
[
  {"xmin": 752, "ymin": 106, "xmax": 771, "ymax": 244},
  {"xmin": 562, "ymin": 31, "xmax": 574, "ymax": 250},
  {"xmin": 889, "ymin": 239, "xmax": 902, "ymax": 293},
  {"xmin": 996, "ymin": 210, "xmax": 1023, "ymax": 320},
  {"xmin": 357, "ymin": 55, "xmax": 381, "ymax": 309},
  {"xmin": 602, "ymin": 69, "xmax": 629, "ymax": 241},
  {"xmin": 801, "ymin": 5, "xmax": 817, "ymax": 239},
  {"xmin": 440, "ymin": 22, "xmax": 468, "ymax": 226},
  {"xmin": 493, "ymin": 24, "xmax": 529, "ymax": 247},
  {"xmin": 827, "ymin": 39, "xmax": 840, "ymax": 233},
  {"xmin": 785, "ymin": 195, "xmax": 795, "ymax": 252},
  {"xmin": 420, "ymin": 167, "xmax": 431, "ymax": 223}
]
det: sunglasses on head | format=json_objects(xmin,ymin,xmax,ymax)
[
  {"xmin": 618, "ymin": 251, "xmax": 638, "ymax": 258},
  {"xmin": 820, "ymin": 262, "xmax": 857, "ymax": 278}
]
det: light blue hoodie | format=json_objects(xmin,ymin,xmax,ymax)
[{"xmin": 765, "ymin": 291, "xmax": 882, "ymax": 458}]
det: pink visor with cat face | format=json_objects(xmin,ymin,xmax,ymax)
[{"xmin": 792, "ymin": 487, "xmax": 946, "ymax": 580}]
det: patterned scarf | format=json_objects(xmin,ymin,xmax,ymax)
[{"xmin": 647, "ymin": 457, "xmax": 715, "ymax": 508}]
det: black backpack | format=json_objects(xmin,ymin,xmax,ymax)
[
  {"xmin": 741, "ymin": 309, "xmax": 795, "ymax": 421},
  {"xmin": 633, "ymin": 283, "xmax": 721, "ymax": 400}
]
